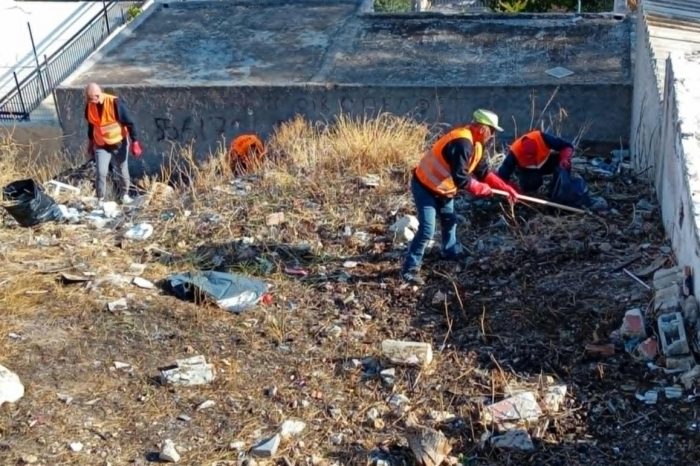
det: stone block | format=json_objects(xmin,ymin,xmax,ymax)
[
  {"xmin": 657, "ymin": 312, "xmax": 690, "ymax": 356},
  {"xmin": 666, "ymin": 355, "xmax": 696, "ymax": 371},
  {"xmin": 654, "ymin": 284, "xmax": 681, "ymax": 314},
  {"xmin": 653, "ymin": 267, "xmax": 683, "ymax": 290}
]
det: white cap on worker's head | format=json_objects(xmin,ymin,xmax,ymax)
[{"xmin": 472, "ymin": 108, "xmax": 503, "ymax": 132}]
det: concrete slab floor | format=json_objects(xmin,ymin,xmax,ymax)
[{"xmin": 65, "ymin": 0, "xmax": 631, "ymax": 87}]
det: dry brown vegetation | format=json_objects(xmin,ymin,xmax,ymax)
[{"xmin": 0, "ymin": 114, "xmax": 696, "ymax": 466}]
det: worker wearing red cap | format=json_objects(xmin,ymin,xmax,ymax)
[
  {"xmin": 497, "ymin": 130, "xmax": 607, "ymax": 210},
  {"xmin": 497, "ymin": 130, "xmax": 573, "ymax": 193}
]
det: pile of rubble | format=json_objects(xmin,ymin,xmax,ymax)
[{"xmin": 610, "ymin": 265, "xmax": 700, "ymax": 400}]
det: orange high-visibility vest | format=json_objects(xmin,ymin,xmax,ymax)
[
  {"xmin": 229, "ymin": 134, "xmax": 265, "ymax": 173},
  {"xmin": 510, "ymin": 130, "xmax": 550, "ymax": 169},
  {"xmin": 414, "ymin": 127, "xmax": 483, "ymax": 197},
  {"xmin": 86, "ymin": 93, "xmax": 127, "ymax": 147}
]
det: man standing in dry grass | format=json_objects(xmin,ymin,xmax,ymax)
[
  {"xmin": 84, "ymin": 83, "xmax": 143, "ymax": 204},
  {"xmin": 401, "ymin": 109, "xmax": 518, "ymax": 286}
]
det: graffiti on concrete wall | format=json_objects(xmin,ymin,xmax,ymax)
[{"xmin": 152, "ymin": 93, "xmax": 446, "ymax": 143}]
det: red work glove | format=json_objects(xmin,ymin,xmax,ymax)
[
  {"xmin": 86, "ymin": 140, "xmax": 95, "ymax": 160},
  {"xmin": 559, "ymin": 147, "xmax": 573, "ymax": 170},
  {"xmin": 131, "ymin": 140, "xmax": 143, "ymax": 158},
  {"xmin": 466, "ymin": 178, "xmax": 492, "ymax": 197},
  {"xmin": 484, "ymin": 172, "xmax": 519, "ymax": 204}
]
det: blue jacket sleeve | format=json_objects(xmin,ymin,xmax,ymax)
[
  {"xmin": 497, "ymin": 152, "xmax": 517, "ymax": 181},
  {"xmin": 541, "ymin": 132, "xmax": 573, "ymax": 152},
  {"xmin": 115, "ymin": 98, "xmax": 139, "ymax": 141}
]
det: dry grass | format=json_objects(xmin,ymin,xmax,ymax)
[{"xmin": 0, "ymin": 114, "xmax": 692, "ymax": 466}]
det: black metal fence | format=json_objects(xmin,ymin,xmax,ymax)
[{"xmin": 0, "ymin": 1, "xmax": 142, "ymax": 122}]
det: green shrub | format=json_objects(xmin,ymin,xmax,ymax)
[
  {"xmin": 374, "ymin": 0, "xmax": 412, "ymax": 13},
  {"xmin": 490, "ymin": 0, "xmax": 614, "ymax": 12},
  {"xmin": 126, "ymin": 4, "xmax": 142, "ymax": 21}
]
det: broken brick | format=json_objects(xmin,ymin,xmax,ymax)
[
  {"xmin": 620, "ymin": 308, "xmax": 646, "ymax": 338},
  {"xmin": 585, "ymin": 343, "xmax": 616, "ymax": 357},
  {"xmin": 635, "ymin": 338, "xmax": 658, "ymax": 361}
]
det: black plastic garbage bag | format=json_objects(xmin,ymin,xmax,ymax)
[
  {"xmin": 164, "ymin": 270, "xmax": 269, "ymax": 313},
  {"xmin": 2, "ymin": 179, "xmax": 63, "ymax": 227}
]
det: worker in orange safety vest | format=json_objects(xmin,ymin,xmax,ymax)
[
  {"xmin": 497, "ymin": 130, "xmax": 607, "ymax": 210},
  {"xmin": 229, "ymin": 133, "xmax": 265, "ymax": 175},
  {"xmin": 84, "ymin": 83, "xmax": 142, "ymax": 204},
  {"xmin": 401, "ymin": 109, "xmax": 518, "ymax": 286}
]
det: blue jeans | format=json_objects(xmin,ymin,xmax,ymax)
[{"xmin": 402, "ymin": 176, "xmax": 459, "ymax": 274}]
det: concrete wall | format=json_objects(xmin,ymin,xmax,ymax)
[
  {"xmin": 55, "ymin": 82, "xmax": 631, "ymax": 175},
  {"xmin": 656, "ymin": 54, "xmax": 700, "ymax": 295},
  {"xmin": 630, "ymin": 10, "xmax": 662, "ymax": 181}
]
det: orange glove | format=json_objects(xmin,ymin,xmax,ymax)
[
  {"xmin": 484, "ymin": 172, "xmax": 518, "ymax": 204},
  {"xmin": 466, "ymin": 178, "xmax": 492, "ymax": 197},
  {"xmin": 131, "ymin": 140, "xmax": 143, "ymax": 158}
]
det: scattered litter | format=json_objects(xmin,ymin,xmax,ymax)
[
  {"xmin": 381, "ymin": 339, "xmax": 433, "ymax": 367},
  {"xmin": 343, "ymin": 260, "xmax": 358, "ymax": 268},
  {"xmin": 113, "ymin": 361, "xmax": 131, "ymax": 370},
  {"xmin": 57, "ymin": 205, "xmax": 80, "ymax": 223},
  {"xmin": 635, "ymin": 390, "xmax": 658, "ymax": 404},
  {"xmin": 359, "ymin": 174, "xmax": 380, "ymax": 187},
  {"xmin": 664, "ymin": 386, "xmax": 683, "ymax": 399},
  {"xmin": 196, "ymin": 399, "xmax": 216, "ymax": 411},
  {"xmin": 60, "ymin": 272, "xmax": 93, "ymax": 284},
  {"xmin": 107, "ymin": 298, "xmax": 128, "ymax": 312},
  {"xmin": 132, "ymin": 277, "xmax": 155, "ymax": 289},
  {"xmin": 482, "ymin": 392, "xmax": 542, "ymax": 424},
  {"xmin": 159, "ymin": 438, "xmax": 180, "ymax": 463},
  {"xmin": 585, "ymin": 343, "xmax": 615, "ymax": 357},
  {"xmin": 46, "ymin": 180, "xmax": 80, "ymax": 195},
  {"xmin": 543, "ymin": 385, "xmax": 567, "ymax": 412},
  {"xmin": 266, "ymin": 212, "xmax": 285, "ymax": 226},
  {"xmin": 545, "ymin": 66, "xmax": 574, "ymax": 78},
  {"xmin": 491, "ymin": 429, "xmax": 534, "ymax": 451},
  {"xmin": 390, "ymin": 215, "xmax": 419, "ymax": 244},
  {"xmin": 284, "ymin": 266, "xmax": 309, "ymax": 277},
  {"xmin": 279, "ymin": 419, "xmax": 306, "ymax": 439},
  {"xmin": 69, "ymin": 442, "xmax": 83, "ymax": 452},
  {"xmin": 164, "ymin": 271, "xmax": 270, "ymax": 313},
  {"xmin": 160, "ymin": 355, "xmax": 215, "ymax": 386},
  {"xmin": 107, "ymin": 298, "xmax": 129, "ymax": 312},
  {"xmin": 0, "ymin": 364, "xmax": 24, "ymax": 406},
  {"xmin": 251, "ymin": 434, "xmax": 281, "ymax": 458},
  {"xmin": 123, "ymin": 223, "xmax": 154, "ymax": 241}
]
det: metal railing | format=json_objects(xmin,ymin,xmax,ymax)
[{"xmin": 0, "ymin": 1, "xmax": 142, "ymax": 122}]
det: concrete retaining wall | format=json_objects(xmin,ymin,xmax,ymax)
[
  {"xmin": 630, "ymin": 10, "xmax": 662, "ymax": 182},
  {"xmin": 55, "ymin": 83, "xmax": 631, "ymax": 175},
  {"xmin": 656, "ymin": 54, "xmax": 700, "ymax": 295}
]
